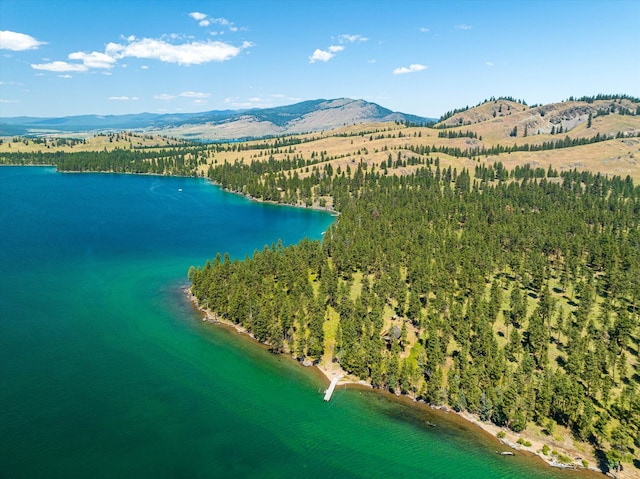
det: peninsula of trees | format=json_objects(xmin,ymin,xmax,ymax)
[{"xmin": 190, "ymin": 162, "xmax": 639, "ymax": 475}]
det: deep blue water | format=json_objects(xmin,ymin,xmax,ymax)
[{"xmin": 0, "ymin": 166, "xmax": 580, "ymax": 478}]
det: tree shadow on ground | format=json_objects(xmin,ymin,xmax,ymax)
[{"xmin": 594, "ymin": 448, "xmax": 609, "ymax": 475}]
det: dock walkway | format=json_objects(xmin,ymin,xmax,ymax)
[{"xmin": 323, "ymin": 375, "xmax": 343, "ymax": 401}]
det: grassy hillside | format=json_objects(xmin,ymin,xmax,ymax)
[
  {"xmin": 185, "ymin": 107, "xmax": 640, "ymax": 184},
  {"xmin": 3, "ymin": 97, "xmax": 639, "ymax": 182}
]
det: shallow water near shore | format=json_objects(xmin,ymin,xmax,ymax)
[{"xmin": 1, "ymin": 166, "xmax": 590, "ymax": 478}]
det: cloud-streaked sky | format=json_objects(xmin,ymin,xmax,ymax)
[{"xmin": 1, "ymin": 0, "xmax": 639, "ymax": 118}]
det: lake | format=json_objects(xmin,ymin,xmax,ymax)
[{"xmin": 0, "ymin": 166, "xmax": 584, "ymax": 478}]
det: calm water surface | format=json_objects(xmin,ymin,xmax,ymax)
[{"xmin": 1, "ymin": 166, "xmax": 582, "ymax": 478}]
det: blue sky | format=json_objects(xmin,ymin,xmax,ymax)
[{"xmin": 1, "ymin": 0, "xmax": 639, "ymax": 118}]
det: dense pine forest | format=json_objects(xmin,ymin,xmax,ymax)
[{"xmin": 191, "ymin": 162, "xmax": 640, "ymax": 474}]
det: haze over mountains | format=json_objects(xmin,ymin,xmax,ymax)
[
  {"xmin": 0, "ymin": 98, "xmax": 432, "ymax": 139},
  {"xmin": 2, "ymin": 95, "xmax": 639, "ymax": 151}
]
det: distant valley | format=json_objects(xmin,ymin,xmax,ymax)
[{"xmin": 0, "ymin": 98, "xmax": 433, "ymax": 140}]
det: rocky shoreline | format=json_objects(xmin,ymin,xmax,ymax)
[{"xmin": 184, "ymin": 287, "xmax": 626, "ymax": 478}]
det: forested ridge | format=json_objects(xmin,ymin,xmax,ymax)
[
  {"xmin": 191, "ymin": 163, "xmax": 640, "ymax": 473},
  {"xmin": 0, "ymin": 146, "xmax": 205, "ymax": 176}
]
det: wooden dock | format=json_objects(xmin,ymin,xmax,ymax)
[{"xmin": 323, "ymin": 375, "xmax": 343, "ymax": 401}]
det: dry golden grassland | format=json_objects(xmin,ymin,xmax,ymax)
[
  {"xmin": 191, "ymin": 115, "xmax": 640, "ymax": 181},
  {"xmin": 3, "ymin": 104, "xmax": 640, "ymax": 182}
]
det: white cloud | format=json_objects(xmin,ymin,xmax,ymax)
[
  {"xmin": 32, "ymin": 51, "xmax": 115, "ymax": 73},
  {"xmin": 393, "ymin": 63, "xmax": 427, "ymax": 75},
  {"xmin": 0, "ymin": 99, "xmax": 19, "ymax": 103},
  {"xmin": 485, "ymin": 61, "xmax": 494, "ymax": 67},
  {"xmin": 224, "ymin": 97, "xmax": 254, "ymax": 109},
  {"xmin": 420, "ymin": 27, "xmax": 430, "ymax": 33},
  {"xmin": 310, "ymin": 34, "xmax": 365, "ymax": 63},
  {"xmin": 223, "ymin": 94, "xmax": 301, "ymax": 109},
  {"xmin": 0, "ymin": 30, "xmax": 46, "ymax": 51},
  {"xmin": 31, "ymin": 61, "xmax": 88, "ymax": 72},
  {"xmin": 154, "ymin": 94, "xmax": 176, "ymax": 100},
  {"xmin": 106, "ymin": 38, "xmax": 246, "ymax": 65},
  {"xmin": 179, "ymin": 91, "xmax": 211, "ymax": 98},
  {"xmin": 191, "ymin": 13, "xmax": 240, "ymax": 32},
  {"xmin": 58, "ymin": 74, "xmax": 72, "ymax": 79},
  {"xmin": 309, "ymin": 49, "xmax": 334, "ymax": 63},
  {"xmin": 141, "ymin": 65, "xmax": 149, "ymax": 69},
  {"xmin": 338, "ymin": 34, "xmax": 367, "ymax": 43},
  {"xmin": 270, "ymin": 93, "xmax": 301, "ymax": 102},
  {"xmin": 368, "ymin": 59, "xmax": 376, "ymax": 64},
  {"xmin": 225, "ymin": 96, "xmax": 270, "ymax": 108},
  {"xmin": 68, "ymin": 51, "xmax": 116, "ymax": 69},
  {"xmin": 29, "ymin": 26, "xmax": 249, "ymax": 75},
  {"xmin": 211, "ymin": 17, "xmax": 231, "ymax": 26},
  {"xmin": 455, "ymin": 24, "xmax": 472, "ymax": 30},
  {"xmin": 189, "ymin": 12, "xmax": 212, "ymax": 27},
  {"xmin": 109, "ymin": 96, "xmax": 138, "ymax": 101}
]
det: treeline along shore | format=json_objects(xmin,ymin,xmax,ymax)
[
  {"xmin": 189, "ymin": 161, "xmax": 640, "ymax": 477},
  {"xmin": 2, "ymin": 123, "xmax": 639, "ymax": 477}
]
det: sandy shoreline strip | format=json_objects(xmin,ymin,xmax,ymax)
[{"xmin": 185, "ymin": 287, "xmax": 631, "ymax": 478}]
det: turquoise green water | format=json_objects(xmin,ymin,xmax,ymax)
[{"xmin": 0, "ymin": 167, "xmax": 579, "ymax": 478}]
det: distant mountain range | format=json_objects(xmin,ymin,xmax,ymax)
[{"xmin": 0, "ymin": 98, "xmax": 434, "ymax": 140}]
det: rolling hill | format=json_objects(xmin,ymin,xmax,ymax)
[
  {"xmin": 437, "ymin": 96, "xmax": 639, "ymax": 142},
  {"xmin": 2, "ymin": 94, "xmax": 639, "ymax": 181}
]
